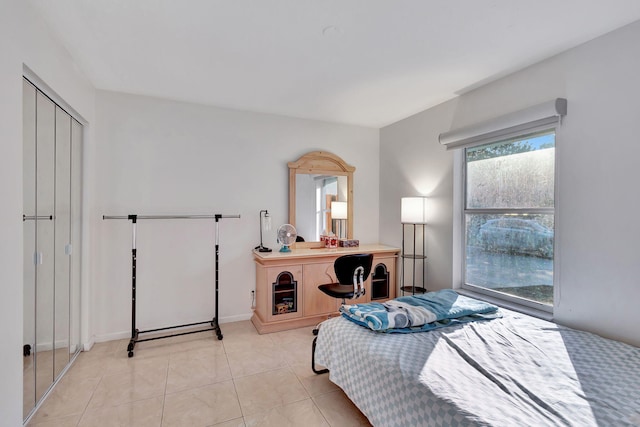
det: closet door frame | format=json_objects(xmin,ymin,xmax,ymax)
[
  {"xmin": 22, "ymin": 78, "xmax": 37, "ymax": 421},
  {"xmin": 54, "ymin": 104, "xmax": 72, "ymax": 380}
]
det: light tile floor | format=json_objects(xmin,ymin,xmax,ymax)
[{"xmin": 27, "ymin": 321, "xmax": 372, "ymax": 427}]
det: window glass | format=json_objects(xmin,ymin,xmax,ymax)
[
  {"xmin": 463, "ymin": 132, "xmax": 555, "ymax": 308},
  {"xmin": 466, "ymin": 132, "xmax": 555, "ymax": 209}
]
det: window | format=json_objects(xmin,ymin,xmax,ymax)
[{"xmin": 463, "ymin": 131, "xmax": 555, "ymax": 310}]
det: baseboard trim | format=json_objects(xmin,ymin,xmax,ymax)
[
  {"xmin": 25, "ymin": 339, "xmax": 78, "ymax": 353},
  {"xmin": 91, "ymin": 313, "xmax": 254, "ymax": 344}
]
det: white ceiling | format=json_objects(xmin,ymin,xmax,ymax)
[{"xmin": 30, "ymin": 0, "xmax": 640, "ymax": 128}]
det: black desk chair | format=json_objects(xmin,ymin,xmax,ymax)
[{"xmin": 312, "ymin": 253, "xmax": 373, "ymax": 374}]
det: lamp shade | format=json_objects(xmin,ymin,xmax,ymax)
[
  {"xmin": 262, "ymin": 211, "xmax": 271, "ymax": 231},
  {"xmin": 332, "ymin": 201, "xmax": 348, "ymax": 220},
  {"xmin": 401, "ymin": 197, "xmax": 428, "ymax": 224}
]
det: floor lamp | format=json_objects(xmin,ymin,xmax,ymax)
[{"xmin": 401, "ymin": 197, "xmax": 428, "ymax": 295}]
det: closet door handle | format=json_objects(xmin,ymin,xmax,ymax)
[
  {"xmin": 65, "ymin": 244, "xmax": 72, "ymax": 255},
  {"xmin": 33, "ymin": 252, "xmax": 43, "ymax": 265}
]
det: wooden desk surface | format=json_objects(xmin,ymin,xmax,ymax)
[{"xmin": 253, "ymin": 243, "xmax": 399, "ymax": 264}]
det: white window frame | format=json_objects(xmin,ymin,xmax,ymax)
[{"xmin": 444, "ymin": 99, "xmax": 566, "ymax": 319}]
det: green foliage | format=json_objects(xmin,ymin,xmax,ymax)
[{"xmin": 467, "ymin": 140, "xmax": 534, "ymax": 162}]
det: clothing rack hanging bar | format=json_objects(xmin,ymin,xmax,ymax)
[
  {"xmin": 102, "ymin": 214, "xmax": 240, "ymax": 220},
  {"xmin": 23, "ymin": 215, "xmax": 54, "ymax": 221},
  {"xmin": 102, "ymin": 212, "xmax": 240, "ymax": 357}
]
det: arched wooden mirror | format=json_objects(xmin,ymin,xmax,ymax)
[{"xmin": 288, "ymin": 151, "xmax": 355, "ymax": 245}]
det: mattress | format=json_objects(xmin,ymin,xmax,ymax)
[{"xmin": 314, "ymin": 309, "xmax": 640, "ymax": 427}]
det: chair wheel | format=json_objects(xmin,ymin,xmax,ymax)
[
  {"xmin": 217, "ymin": 334, "xmax": 223, "ymax": 340},
  {"xmin": 312, "ymin": 328, "xmax": 319, "ymax": 336},
  {"xmin": 128, "ymin": 351, "xmax": 134, "ymax": 358}
]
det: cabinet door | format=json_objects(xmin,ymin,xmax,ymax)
[
  {"xmin": 303, "ymin": 262, "xmax": 340, "ymax": 317},
  {"xmin": 265, "ymin": 265, "xmax": 303, "ymax": 322},
  {"xmin": 303, "ymin": 262, "xmax": 370, "ymax": 316}
]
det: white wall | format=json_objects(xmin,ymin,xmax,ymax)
[
  {"xmin": 0, "ymin": 0, "xmax": 95, "ymax": 423},
  {"xmin": 380, "ymin": 99, "xmax": 457, "ymax": 291},
  {"xmin": 91, "ymin": 91, "xmax": 379, "ymax": 341},
  {"xmin": 380, "ymin": 21, "xmax": 640, "ymax": 346}
]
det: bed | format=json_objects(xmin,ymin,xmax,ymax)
[{"xmin": 314, "ymin": 293, "xmax": 640, "ymax": 427}]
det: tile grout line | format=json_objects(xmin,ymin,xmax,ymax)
[
  {"xmin": 29, "ymin": 322, "xmax": 364, "ymax": 426},
  {"xmin": 160, "ymin": 355, "xmax": 170, "ymax": 427},
  {"xmin": 223, "ymin": 337, "xmax": 248, "ymax": 424},
  {"xmin": 287, "ymin": 347, "xmax": 334, "ymax": 427},
  {"xmin": 73, "ymin": 353, "xmax": 108, "ymax": 427}
]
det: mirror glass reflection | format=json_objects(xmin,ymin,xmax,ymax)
[
  {"xmin": 295, "ymin": 174, "xmax": 348, "ymax": 241},
  {"xmin": 35, "ymin": 91, "xmax": 56, "ymax": 405},
  {"xmin": 23, "ymin": 78, "xmax": 83, "ymax": 422},
  {"xmin": 54, "ymin": 104, "xmax": 71, "ymax": 380},
  {"xmin": 288, "ymin": 151, "xmax": 354, "ymax": 243}
]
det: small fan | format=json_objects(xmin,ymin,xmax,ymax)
[{"xmin": 277, "ymin": 224, "xmax": 297, "ymax": 252}]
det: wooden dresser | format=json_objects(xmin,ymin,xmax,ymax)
[{"xmin": 252, "ymin": 244, "xmax": 399, "ymax": 334}]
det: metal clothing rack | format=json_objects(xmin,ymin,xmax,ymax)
[{"xmin": 103, "ymin": 213, "xmax": 240, "ymax": 357}]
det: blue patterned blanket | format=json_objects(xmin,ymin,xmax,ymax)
[{"xmin": 339, "ymin": 289, "xmax": 500, "ymax": 333}]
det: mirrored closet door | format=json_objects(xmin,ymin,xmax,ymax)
[{"xmin": 23, "ymin": 78, "xmax": 83, "ymax": 421}]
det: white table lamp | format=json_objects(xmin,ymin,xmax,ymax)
[{"xmin": 331, "ymin": 201, "xmax": 348, "ymax": 238}]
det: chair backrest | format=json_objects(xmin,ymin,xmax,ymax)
[{"xmin": 334, "ymin": 254, "xmax": 373, "ymax": 296}]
